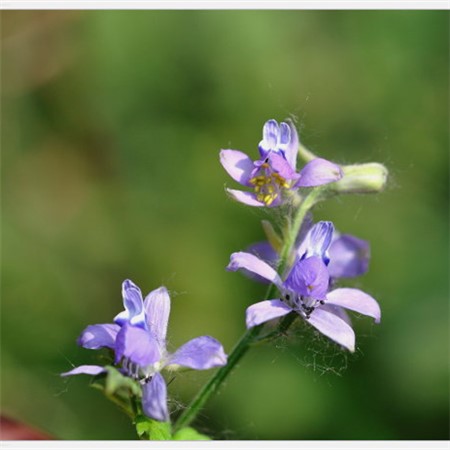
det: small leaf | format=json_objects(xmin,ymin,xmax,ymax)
[
  {"xmin": 104, "ymin": 366, "xmax": 141, "ymax": 397},
  {"xmin": 135, "ymin": 415, "xmax": 172, "ymax": 440},
  {"xmin": 173, "ymin": 427, "xmax": 211, "ymax": 440}
]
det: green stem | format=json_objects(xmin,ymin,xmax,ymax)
[
  {"xmin": 105, "ymin": 392, "xmax": 135, "ymax": 419},
  {"xmin": 173, "ymin": 189, "xmax": 320, "ymax": 433},
  {"xmin": 278, "ymin": 189, "xmax": 322, "ymax": 275}
]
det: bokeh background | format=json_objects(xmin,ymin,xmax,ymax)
[{"xmin": 1, "ymin": 10, "xmax": 448, "ymax": 440}]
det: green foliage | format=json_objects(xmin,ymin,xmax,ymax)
[
  {"xmin": 173, "ymin": 427, "xmax": 211, "ymax": 440},
  {"xmin": 135, "ymin": 415, "xmax": 172, "ymax": 440}
]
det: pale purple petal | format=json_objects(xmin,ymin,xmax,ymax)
[
  {"xmin": 220, "ymin": 149, "xmax": 254, "ymax": 186},
  {"xmin": 259, "ymin": 119, "xmax": 279, "ymax": 155},
  {"xmin": 307, "ymin": 308, "xmax": 355, "ymax": 352},
  {"xmin": 284, "ymin": 256, "xmax": 330, "ymax": 300},
  {"xmin": 328, "ymin": 234, "xmax": 370, "ymax": 278},
  {"xmin": 227, "ymin": 252, "xmax": 283, "ymax": 287},
  {"xmin": 326, "ymin": 288, "xmax": 381, "ymax": 323},
  {"xmin": 284, "ymin": 120, "xmax": 299, "ymax": 171},
  {"xmin": 246, "ymin": 299, "xmax": 292, "ymax": 328},
  {"xmin": 77, "ymin": 323, "xmax": 120, "ymax": 350},
  {"xmin": 293, "ymin": 212, "xmax": 314, "ymax": 248},
  {"xmin": 115, "ymin": 323, "xmax": 160, "ymax": 366},
  {"xmin": 61, "ymin": 365, "xmax": 105, "ymax": 377},
  {"xmin": 226, "ymin": 188, "xmax": 265, "ymax": 207},
  {"xmin": 168, "ymin": 336, "xmax": 227, "ymax": 370},
  {"xmin": 114, "ymin": 279, "xmax": 146, "ymax": 328},
  {"xmin": 144, "ymin": 286, "xmax": 171, "ymax": 348},
  {"xmin": 297, "ymin": 221, "xmax": 334, "ymax": 264},
  {"xmin": 245, "ymin": 241, "xmax": 278, "ymax": 284},
  {"xmin": 142, "ymin": 373, "xmax": 169, "ymax": 422},
  {"xmin": 278, "ymin": 122, "xmax": 291, "ymax": 149},
  {"xmin": 267, "ymin": 152, "xmax": 299, "ymax": 180},
  {"xmin": 319, "ymin": 304, "xmax": 352, "ymax": 326},
  {"xmin": 297, "ymin": 158, "xmax": 343, "ymax": 187},
  {"xmin": 247, "ymin": 241, "xmax": 278, "ymax": 265}
]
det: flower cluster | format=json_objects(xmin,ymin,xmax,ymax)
[
  {"xmin": 62, "ymin": 118, "xmax": 385, "ymax": 437},
  {"xmin": 221, "ymin": 119, "xmax": 381, "ymax": 352},
  {"xmin": 62, "ymin": 281, "xmax": 227, "ymax": 422}
]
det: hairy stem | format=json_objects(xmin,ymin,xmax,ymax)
[{"xmin": 173, "ymin": 189, "xmax": 320, "ymax": 432}]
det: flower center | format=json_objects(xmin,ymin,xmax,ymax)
[
  {"xmin": 122, "ymin": 358, "xmax": 164, "ymax": 383},
  {"xmin": 282, "ymin": 291, "xmax": 325, "ymax": 319},
  {"xmin": 249, "ymin": 162, "xmax": 290, "ymax": 206}
]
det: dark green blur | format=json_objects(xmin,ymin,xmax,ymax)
[{"xmin": 1, "ymin": 10, "xmax": 448, "ymax": 440}]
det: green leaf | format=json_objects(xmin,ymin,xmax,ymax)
[
  {"xmin": 104, "ymin": 366, "xmax": 141, "ymax": 397},
  {"xmin": 135, "ymin": 415, "xmax": 172, "ymax": 440},
  {"xmin": 173, "ymin": 427, "xmax": 211, "ymax": 440}
]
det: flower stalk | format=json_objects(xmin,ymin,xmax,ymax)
[{"xmin": 173, "ymin": 188, "xmax": 319, "ymax": 432}]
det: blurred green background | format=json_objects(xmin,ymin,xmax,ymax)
[{"xmin": 1, "ymin": 10, "xmax": 448, "ymax": 440}]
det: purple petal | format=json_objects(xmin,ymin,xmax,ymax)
[
  {"xmin": 259, "ymin": 119, "xmax": 279, "ymax": 155},
  {"xmin": 142, "ymin": 372, "xmax": 169, "ymax": 422},
  {"xmin": 278, "ymin": 122, "xmax": 291, "ymax": 148},
  {"xmin": 115, "ymin": 323, "xmax": 160, "ymax": 366},
  {"xmin": 307, "ymin": 308, "xmax": 355, "ymax": 352},
  {"xmin": 227, "ymin": 252, "xmax": 283, "ymax": 287},
  {"xmin": 283, "ymin": 120, "xmax": 299, "ymax": 171},
  {"xmin": 297, "ymin": 158, "xmax": 343, "ymax": 187},
  {"xmin": 144, "ymin": 286, "xmax": 171, "ymax": 347},
  {"xmin": 114, "ymin": 279, "xmax": 146, "ymax": 328},
  {"xmin": 319, "ymin": 304, "xmax": 352, "ymax": 326},
  {"xmin": 328, "ymin": 234, "xmax": 370, "ymax": 278},
  {"xmin": 244, "ymin": 241, "xmax": 279, "ymax": 284},
  {"xmin": 284, "ymin": 256, "xmax": 330, "ymax": 300},
  {"xmin": 267, "ymin": 152, "xmax": 299, "ymax": 181},
  {"xmin": 293, "ymin": 212, "xmax": 314, "ymax": 248},
  {"xmin": 220, "ymin": 149, "xmax": 254, "ymax": 186},
  {"xmin": 168, "ymin": 336, "xmax": 227, "ymax": 370},
  {"xmin": 61, "ymin": 365, "xmax": 105, "ymax": 377},
  {"xmin": 247, "ymin": 241, "xmax": 278, "ymax": 265},
  {"xmin": 246, "ymin": 299, "xmax": 292, "ymax": 328},
  {"xmin": 298, "ymin": 221, "xmax": 334, "ymax": 264},
  {"xmin": 326, "ymin": 288, "xmax": 381, "ymax": 323},
  {"xmin": 77, "ymin": 323, "xmax": 120, "ymax": 350},
  {"xmin": 226, "ymin": 188, "xmax": 265, "ymax": 207}
]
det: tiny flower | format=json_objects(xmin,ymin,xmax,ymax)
[
  {"xmin": 62, "ymin": 281, "xmax": 227, "ymax": 422},
  {"xmin": 220, "ymin": 119, "xmax": 343, "ymax": 207},
  {"xmin": 227, "ymin": 222, "xmax": 380, "ymax": 352}
]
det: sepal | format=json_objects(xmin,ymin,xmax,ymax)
[{"xmin": 135, "ymin": 415, "xmax": 172, "ymax": 440}]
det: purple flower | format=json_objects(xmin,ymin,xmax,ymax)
[
  {"xmin": 62, "ymin": 281, "xmax": 227, "ymax": 422},
  {"xmin": 220, "ymin": 119, "xmax": 343, "ymax": 207},
  {"xmin": 246, "ymin": 221, "xmax": 370, "ymax": 282},
  {"xmin": 227, "ymin": 222, "xmax": 380, "ymax": 352}
]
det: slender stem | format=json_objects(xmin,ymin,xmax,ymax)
[
  {"xmin": 173, "ymin": 190, "xmax": 320, "ymax": 432},
  {"xmin": 278, "ymin": 189, "xmax": 321, "ymax": 274},
  {"xmin": 105, "ymin": 392, "xmax": 135, "ymax": 419}
]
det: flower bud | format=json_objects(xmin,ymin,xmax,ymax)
[{"xmin": 329, "ymin": 162, "xmax": 388, "ymax": 194}]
